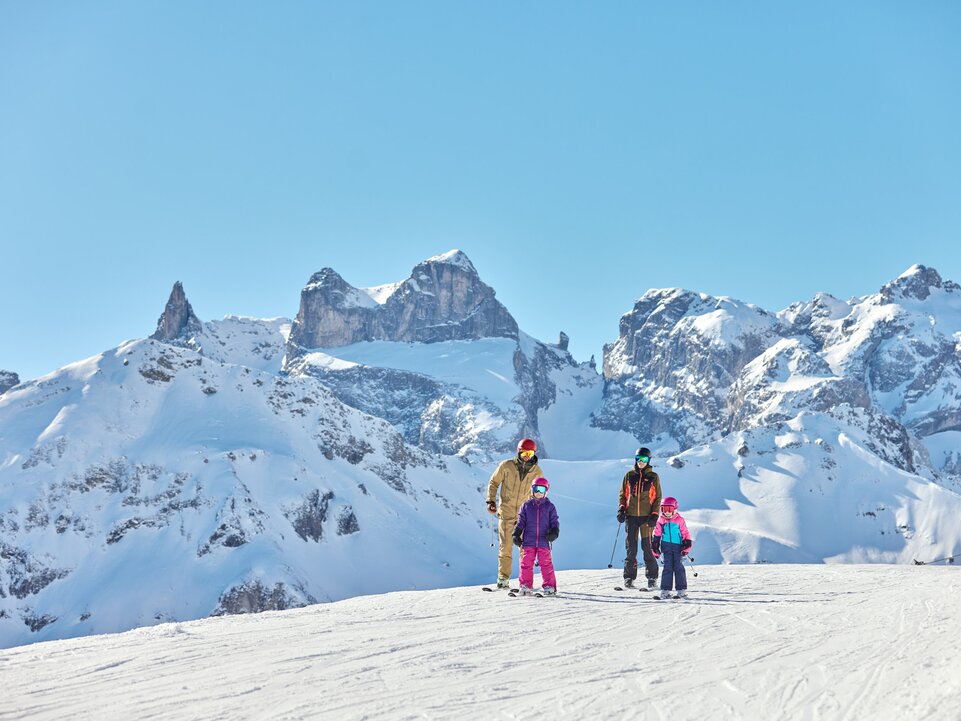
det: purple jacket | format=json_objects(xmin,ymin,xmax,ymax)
[{"xmin": 514, "ymin": 497, "xmax": 559, "ymax": 549}]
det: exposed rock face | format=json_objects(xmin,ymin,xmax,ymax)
[
  {"xmin": 285, "ymin": 250, "xmax": 518, "ymax": 356},
  {"xmin": 285, "ymin": 489, "xmax": 335, "ymax": 542},
  {"xmin": 596, "ymin": 265, "xmax": 961, "ymax": 479},
  {"xmin": 150, "ymin": 281, "xmax": 203, "ymax": 345},
  {"xmin": 211, "ymin": 580, "xmax": 313, "ymax": 616},
  {"xmin": 282, "ymin": 250, "xmax": 573, "ymax": 460},
  {"xmin": 336, "ymin": 507, "xmax": 360, "ymax": 535},
  {"xmin": 0, "ymin": 371, "xmax": 18, "ymax": 395},
  {"xmin": 597, "ymin": 289, "xmax": 780, "ymax": 449},
  {"xmin": 0, "ymin": 543, "xmax": 72, "ymax": 600},
  {"xmin": 878, "ymin": 264, "xmax": 959, "ymax": 303}
]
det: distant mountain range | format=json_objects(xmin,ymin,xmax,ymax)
[{"xmin": 3, "ymin": 251, "xmax": 961, "ymax": 647}]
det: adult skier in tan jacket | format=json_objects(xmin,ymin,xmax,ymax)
[{"xmin": 486, "ymin": 438, "xmax": 544, "ymax": 588}]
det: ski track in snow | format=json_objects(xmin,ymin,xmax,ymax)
[{"xmin": 2, "ymin": 566, "xmax": 960, "ymax": 720}]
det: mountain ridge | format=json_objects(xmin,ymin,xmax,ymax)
[{"xmin": 3, "ymin": 252, "xmax": 961, "ymax": 648}]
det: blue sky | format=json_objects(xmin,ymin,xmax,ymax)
[{"xmin": 2, "ymin": 2, "xmax": 961, "ymax": 380}]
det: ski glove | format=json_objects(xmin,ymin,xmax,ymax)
[
  {"xmin": 616, "ymin": 507, "xmax": 626, "ymax": 524},
  {"xmin": 487, "ymin": 501, "xmax": 497, "ymax": 515},
  {"xmin": 646, "ymin": 514, "xmax": 659, "ymax": 527},
  {"xmin": 546, "ymin": 527, "xmax": 559, "ymax": 543},
  {"xmin": 512, "ymin": 529, "xmax": 523, "ymax": 548},
  {"xmin": 651, "ymin": 537, "xmax": 661, "ymax": 555},
  {"xmin": 681, "ymin": 538, "xmax": 692, "ymax": 556}
]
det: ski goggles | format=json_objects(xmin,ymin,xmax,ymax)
[
  {"xmin": 518, "ymin": 450, "xmax": 535, "ymax": 459},
  {"xmin": 532, "ymin": 485, "xmax": 548, "ymax": 494},
  {"xmin": 635, "ymin": 455, "xmax": 650, "ymax": 464}
]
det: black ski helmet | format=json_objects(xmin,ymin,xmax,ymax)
[{"xmin": 635, "ymin": 447, "xmax": 652, "ymax": 464}]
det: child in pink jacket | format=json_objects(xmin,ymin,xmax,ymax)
[{"xmin": 651, "ymin": 496, "xmax": 692, "ymax": 599}]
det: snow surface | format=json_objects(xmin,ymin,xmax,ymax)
[
  {"xmin": 537, "ymin": 363, "xmax": 639, "ymax": 461},
  {"xmin": 6, "ymin": 338, "xmax": 961, "ymax": 648},
  {"xmin": 2, "ymin": 565, "xmax": 959, "ymax": 721},
  {"xmin": 303, "ymin": 338, "xmax": 523, "ymax": 409},
  {"xmin": 200, "ymin": 316, "xmax": 291, "ymax": 373},
  {"xmin": 360, "ymin": 281, "xmax": 403, "ymax": 305},
  {"xmin": 7, "ymin": 260, "xmax": 961, "ymax": 659},
  {"xmin": 922, "ymin": 430, "xmax": 961, "ymax": 473}
]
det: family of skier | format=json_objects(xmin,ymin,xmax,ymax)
[{"xmin": 485, "ymin": 438, "xmax": 692, "ymax": 599}]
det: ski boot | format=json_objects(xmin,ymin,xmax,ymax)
[
  {"xmin": 647, "ymin": 578, "xmax": 658, "ymax": 591},
  {"xmin": 623, "ymin": 578, "xmax": 634, "ymax": 589},
  {"xmin": 676, "ymin": 589, "xmax": 688, "ymax": 599},
  {"xmin": 541, "ymin": 586, "xmax": 556, "ymax": 596},
  {"xmin": 519, "ymin": 585, "xmax": 534, "ymax": 597},
  {"xmin": 496, "ymin": 576, "xmax": 510, "ymax": 590},
  {"xmin": 657, "ymin": 589, "xmax": 671, "ymax": 600}
]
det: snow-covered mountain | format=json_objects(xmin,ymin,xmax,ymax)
[
  {"xmin": 3, "ymin": 565, "xmax": 960, "ymax": 721},
  {"xmin": 282, "ymin": 250, "xmax": 632, "ymax": 461},
  {"xmin": 597, "ymin": 264, "xmax": 961, "ymax": 486},
  {"xmin": 0, "ymin": 339, "xmax": 493, "ymax": 648},
  {"xmin": 3, "ymin": 253, "xmax": 961, "ymax": 649}
]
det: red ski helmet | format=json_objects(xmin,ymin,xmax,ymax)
[
  {"xmin": 517, "ymin": 438, "xmax": 537, "ymax": 453},
  {"xmin": 531, "ymin": 477, "xmax": 550, "ymax": 493}
]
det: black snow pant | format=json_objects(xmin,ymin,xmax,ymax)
[{"xmin": 624, "ymin": 515, "xmax": 658, "ymax": 582}]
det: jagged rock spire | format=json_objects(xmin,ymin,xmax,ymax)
[{"xmin": 150, "ymin": 281, "xmax": 203, "ymax": 342}]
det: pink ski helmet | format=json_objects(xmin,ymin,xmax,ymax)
[
  {"xmin": 531, "ymin": 477, "xmax": 550, "ymax": 494},
  {"xmin": 661, "ymin": 496, "xmax": 678, "ymax": 510}
]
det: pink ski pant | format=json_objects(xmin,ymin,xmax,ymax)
[{"xmin": 519, "ymin": 546, "xmax": 556, "ymax": 589}]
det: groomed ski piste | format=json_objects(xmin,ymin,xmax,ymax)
[{"xmin": 2, "ymin": 564, "xmax": 959, "ymax": 721}]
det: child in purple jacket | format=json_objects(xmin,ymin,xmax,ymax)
[
  {"xmin": 511, "ymin": 477, "xmax": 560, "ymax": 596},
  {"xmin": 651, "ymin": 496, "xmax": 692, "ymax": 599}
]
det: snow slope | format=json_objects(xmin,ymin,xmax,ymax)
[
  {"xmin": 6, "ymin": 259, "xmax": 961, "ymax": 652},
  {"xmin": 0, "ymin": 339, "xmax": 495, "ymax": 648},
  {"xmin": 5, "ymin": 338, "xmax": 961, "ymax": 649},
  {"xmin": 2, "ymin": 565, "xmax": 959, "ymax": 721}
]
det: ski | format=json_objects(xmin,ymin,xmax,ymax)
[
  {"xmin": 482, "ymin": 586, "xmax": 516, "ymax": 592},
  {"xmin": 614, "ymin": 586, "xmax": 624, "ymax": 591}
]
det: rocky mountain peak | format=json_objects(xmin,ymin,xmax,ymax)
[
  {"xmin": 0, "ymin": 370, "xmax": 19, "ymax": 395},
  {"xmin": 879, "ymin": 265, "xmax": 959, "ymax": 302},
  {"xmin": 305, "ymin": 268, "xmax": 342, "ymax": 288},
  {"xmin": 150, "ymin": 282, "xmax": 203, "ymax": 343},
  {"xmin": 300, "ymin": 268, "xmax": 375, "ymax": 310},
  {"xmin": 285, "ymin": 251, "xmax": 518, "ymax": 354},
  {"xmin": 416, "ymin": 249, "xmax": 478, "ymax": 275}
]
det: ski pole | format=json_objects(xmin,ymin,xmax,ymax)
[
  {"xmin": 490, "ymin": 518, "xmax": 496, "ymax": 548},
  {"xmin": 685, "ymin": 555, "xmax": 698, "ymax": 577},
  {"xmin": 607, "ymin": 522, "xmax": 622, "ymax": 568},
  {"xmin": 913, "ymin": 554, "xmax": 955, "ymax": 565}
]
